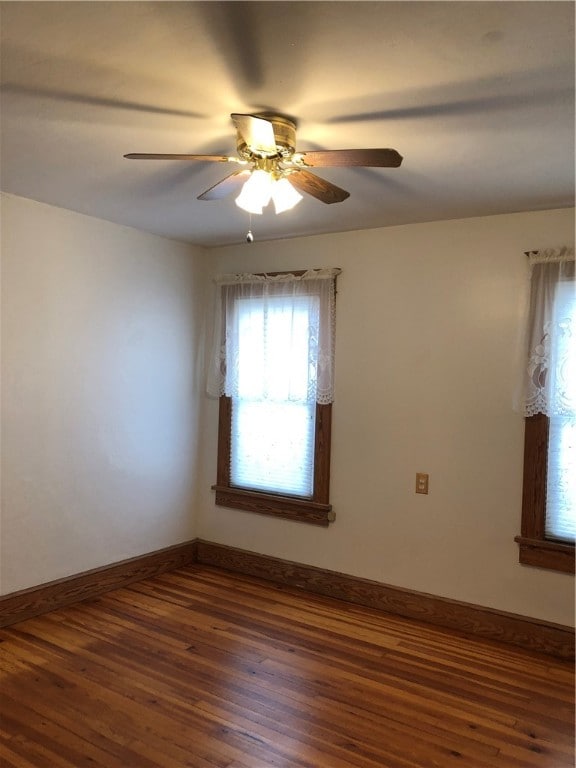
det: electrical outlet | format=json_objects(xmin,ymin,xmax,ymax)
[{"xmin": 416, "ymin": 472, "xmax": 429, "ymax": 494}]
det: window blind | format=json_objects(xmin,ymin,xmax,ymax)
[{"xmin": 231, "ymin": 399, "xmax": 316, "ymax": 497}]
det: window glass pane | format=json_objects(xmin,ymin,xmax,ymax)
[
  {"xmin": 231, "ymin": 398, "xmax": 316, "ymax": 497},
  {"xmin": 545, "ymin": 279, "xmax": 576, "ymax": 543},
  {"xmin": 229, "ymin": 290, "xmax": 319, "ymax": 498},
  {"xmin": 546, "ymin": 415, "xmax": 576, "ymax": 542},
  {"xmin": 235, "ymin": 294, "xmax": 318, "ymax": 403}
]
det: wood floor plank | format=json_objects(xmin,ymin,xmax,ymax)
[{"xmin": 0, "ymin": 565, "xmax": 573, "ymax": 767}]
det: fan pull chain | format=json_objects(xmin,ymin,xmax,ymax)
[{"xmin": 246, "ymin": 213, "xmax": 254, "ymax": 243}]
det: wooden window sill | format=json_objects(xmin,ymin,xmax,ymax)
[
  {"xmin": 212, "ymin": 485, "xmax": 335, "ymax": 526},
  {"xmin": 515, "ymin": 536, "xmax": 575, "ymax": 574}
]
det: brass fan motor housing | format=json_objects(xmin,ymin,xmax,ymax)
[{"xmin": 236, "ymin": 114, "xmax": 297, "ymax": 159}]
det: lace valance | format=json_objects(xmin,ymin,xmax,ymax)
[
  {"xmin": 207, "ymin": 269, "xmax": 340, "ymax": 404},
  {"xmin": 517, "ymin": 247, "xmax": 575, "ymax": 417}
]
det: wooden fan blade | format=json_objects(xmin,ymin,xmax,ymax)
[
  {"xmin": 231, "ymin": 113, "xmax": 277, "ymax": 154},
  {"xmin": 288, "ymin": 169, "xmax": 350, "ymax": 204},
  {"xmin": 298, "ymin": 148, "xmax": 403, "ymax": 168},
  {"xmin": 197, "ymin": 170, "xmax": 251, "ymax": 201},
  {"xmin": 124, "ymin": 153, "xmax": 232, "ymax": 162}
]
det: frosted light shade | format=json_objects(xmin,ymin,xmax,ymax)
[
  {"xmin": 272, "ymin": 177, "xmax": 303, "ymax": 213},
  {"xmin": 235, "ymin": 170, "xmax": 273, "ymax": 214}
]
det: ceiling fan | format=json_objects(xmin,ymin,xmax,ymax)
[{"xmin": 125, "ymin": 113, "xmax": 403, "ymax": 214}]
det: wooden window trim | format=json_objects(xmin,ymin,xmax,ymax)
[
  {"xmin": 515, "ymin": 414, "xmax": 575, "ymax": 573},
  {"xmin": 212, "ymin": 396, "xmax": 334, "ymax": 526}
]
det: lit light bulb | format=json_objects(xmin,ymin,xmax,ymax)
[
  {"xmin": 271, "ymin": 177, "xmax": 303, "ymax": 214},
  {"xmin": 235, "ymin": 170, "xmax": 273, "ymax": 214}
]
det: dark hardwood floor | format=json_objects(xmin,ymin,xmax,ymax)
[{"xmin": 0, "ymin": 565, "xmax": 574, "ymax": 767}]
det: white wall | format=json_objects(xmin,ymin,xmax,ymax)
[
  {"xmin": 1, "ymin": 194, "xmax": 208, "ymax": 594},
  {"xmin": 3, "ymin": 196, "xmax": 574, "ymax": 627},
  {"xmin": 197, "ymin": 208, "xmax": 575, "ymax": 627}
]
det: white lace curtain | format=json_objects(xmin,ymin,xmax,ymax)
[
  {"xmin": 207, "ymin": 268, "xmax": 340, "ymax": 404},
  {"xmin": 517, "ymin": 247, "xmax": 575, "ymax": 417}
]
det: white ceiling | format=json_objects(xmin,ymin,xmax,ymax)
[{"xmin": 1, "ymin": 1, "xmax": 574, "ymax": 247}]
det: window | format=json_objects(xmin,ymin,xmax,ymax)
[
  {"xmin": 208, "ymin": 269, "xmax": 340, "ymax": 526},
  {"xmin": 515, "ymin": 248, "xmax": 575, "ymax": 573}
]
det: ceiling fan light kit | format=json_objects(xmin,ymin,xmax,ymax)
[
  {"xmin": 235, "ymin": 167, "xmax": 304, "ymax": 215},
  {"xmin": 125, "ymin": 113, "xmax": 403, "ymax": 223}
]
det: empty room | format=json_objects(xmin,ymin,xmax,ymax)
[{"xmin": 1, "ymin": 2, "xmax": 574, "ymax": 767}]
